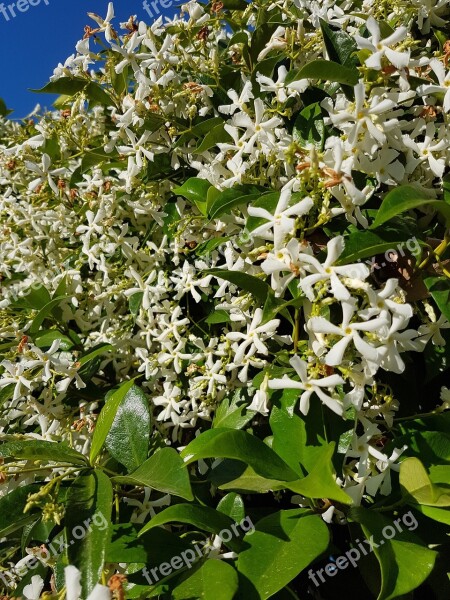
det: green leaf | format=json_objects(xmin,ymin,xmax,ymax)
[
  {"xmin": 320, "ymin": 19, "xmax": 359, "ymax": 98},
  {"xmin": 208, "ymin": 188, "xmax": 263, "ymax": 220},
  {"xmin": 89, "ymin": 378, "xmax": 136, "ymax": 463},
  {"xmin": 195, "ymin": 123, "xmax": 232, "ymax": 154},
  {"xmin": 15, "ymin": 284, "xmax": 51, "ymax": 310},
  {"xmin": 320, "ymin": 19, "xmax": 359, "ymax": 69},
  {"xmin": 139, "ymin": 504, "xmax": 241, "ymax": 551},
  {"xmin": 0, "ymin": 484, "xmax": 41, "ymax": 537},
  {"xmin": 205, "ymin": 269, "xmax": 271, "ymax": 304},
  {"xmin": 424, "ymin": 277, "xmax": 450, "ymax": 323},
  {"xmin": 217, "ymin": 492, "xmax": 246, "ymax": 522},
  {"xmin": 0, "ymin": 97, "xmax": 13, "ymax": 117},
  {"xmin": 351, "ymin": 507, "xmax": 437, "ymax": 600},
  {"xmin": 81, "ymin": 147, "xmax": 117, "ymax": 173},
  {"xmin": 173, "ymin": 178, "xmax": 212, "ymax": 216},
  {"xmin": 195, "ymin": 236, "xmax": 231, "ymax": 256},
  {"xmin": 129, "ymin": 292, "xmax": 144, "ymax": 318},
  {"xmin": 113, "ymin": 447, "xmax": 193, "ymax": 500},
  {"xmin": 205, "ymin": 309, "xmax": 231, "ymax": 324},
  {"xmin": 172, "ymin": 559, "xmax": 239, "ymax": 600},
  {"xmin": 180, "ymin": 428, "xmax": 299, "ymax": 481},
  {"xmin": 221, "ymin": 0, "xmax": 248, "ymax": 9},
  {"xmin": 175, "ymin": 117, "xmax": 223, "ymax": 148},
  {"xmin": 372, "ymin": 185, "xmax": 450, "ymax": 229},
  {"xmin": 30, "ymin": 77, "xmax": 88, "ymax": 96},
  {"xmin": 29, "ymin": 296, "xmax": 69, "ymax": 335},
  {"xmin": 211, "ymin": 461, "xmax": 286, "ymax": 493},
  {"xmin": 105, "ymin": 385, "xmax": 151, "ymax": 472},
  {"xmin": 33, "ymin": 330, "xmax": 75, "ymax": 351},
  {"xmin": 400, "ymin": 457, "xmax": 450, "ymax": 507},
  {"xmin": 213, "ymin": 391, "xmax": 256, "ymax": 429},
  {"xmin": 0, "ymin": 440, "xmax": 87, "ymax": 465},
  {"xmin": 293, "ymin": 102, "xmax": 326, "ymax": 149},
  {"xmin": 287, "ymin": 60, "xmax": 359, "ymax": 86},
  {"xmin": 337, "ymin": 228, "xmax": 424, "ymax": 264},
  {"xmin": 78, "ymin": 343, "xmax": 113, "ymax": 367},
  {"xmin": 106, "ymin": 523, "xmax": 191, "ymax": 564},
  {"xmin": 414, "ymin": 504, "xmax": 450, "ymax": 525},
  {"xmin": 236, "ymin": 509, "xmax": 330, "ymax": 599},
  {"xmin": 84, "ymin": 82, "xmax": 113, "ymax": 107},
  {"xmin": 65, "ymin": 470, "xmax": 113, "ymax": 598},
  {"xmin": 287, "ymin": 443, "xmax": 352, "ymax": 504}
]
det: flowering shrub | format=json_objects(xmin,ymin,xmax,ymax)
[{"xmin": 1, "ymin": 0, "xmax": 450, "ymax": 597}]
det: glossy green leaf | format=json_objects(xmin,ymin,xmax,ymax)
[
  {"xmin": 195, "ymin": 236, "xmax": 231, "ymax": 256},
  {"xmin": 139, "ymin": 504, "xmax": 241, "ymax": 551},
  {"xmin": 113, "ymin": 447, "xmax": 193, "ymax": 500},
  {"xmin": 337, "ymin": 228, "xmax": 424, "ymax": 264},
  {"xmin": 31, "ymin": 77, "xmax": 87, "ymax": 96},
  {"xmin": 293, "ymin": 102, "xmax": 326, "ymax": 149},
  {"xmin": 89, "ymin": 378, "xmax": 136, "ymax": 463},
  {"xmin": 213, "ymin": 391, "xmax": 256, "ymax": 429},
  {"xmin": 105, "ymin": 385, "xmax": 151, "ymax": 472},
  {"xmin": 172, "ymin": 559, "xmax": 239, "ymax": 600},
  {"xmin": 205, "ymin": 309, "xmax": 231, "ymax": 324},
  {"xmin": 217, "ymin": 492, "xmax": 246, "ymax": 522},
  {"xmin": 208, "ymin": 188, "xmax": 262, "ymax": 220},
  {"xmin": 0, "ymin": 97, "xmax": 13, "ymax": 116},
  {"xmin": 400, "ymin": 457, "xmax": 450, "ymax": 507},
  {"xmin": 424, "ymin": 277, "xmax": 450, "ymax": 323},
  {"xmin": 0, "ymin": 484, "xmax": 41, "ymax": 537},
  {"xmin": 173, "ymin": 178, "xmax": 211, "ymax": 216},
  {"xmin": 32, "ymin": 330, "xmax": 75, "ymax": 351},
  {"xmin": 372, "ymin": 185, "xmax": 450, "ymax": 228},
  {"xmin": 212, "ymin": 462, "xmax": 286, "ymax": 493},
  {"xmin": 180, "ymin": 428, "xmax": 299, "ymax": 481},
  {"xmin": 351, "ymin": 507, "xmax": 437, "ymax": 600},
  {"xmin": 84, "ymin": 82, "xmax": 113, "ymax": 106},
  {"xmin": 65, "ymin": 470, "xmax": 113, "ymax": 598},
  {"xmin": 78, "ymin": 343, "xmax": 113, "ymax": 367},
  {"xmin": 29, "ymin": 296, "xmax": 69, "ymax": 335},
  {"xmin": 287, "ymin": 443, "xmax": 352, "ymax": 504},
  {"xmin": 0, "ymin": 440, "xmax": 87, "ymax": 465},
  {"xmin": 205, "ymin": 269, "xmax": 271, "ymax": 304},
  {"xmin": 221, "ymin": 0, "xmax": 248, "ymax": 9},
  {"xmin": 129, "ymin": 292, "xmax": 144, "ymax": 318},
  {"xmin": 195, "ymin": 123, "xmax": 232, "ymax": 154},
  {"xmin": 287, "ymin": 59, "xmax": 359, "ymax": 86},
  {"xmin": 236, "ymin": 509, "xmax": 330, "ymax": 599},
  {"xmin": 106, "ymin": 523, "xmax": 191, "ymax": 564},
  {"xmin": 320, "ymin": 19, "xmax": 359, "ymax": 68}
]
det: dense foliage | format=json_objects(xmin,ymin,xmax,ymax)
[{"xmin": 1, "ymin": 0, "xmax": 450, "ymax": 598}]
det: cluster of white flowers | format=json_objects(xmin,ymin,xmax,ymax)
[{"xmin": 1, "ymin": 0, "xmax": 450, "ymax": 524}]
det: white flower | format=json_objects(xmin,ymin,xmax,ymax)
[
  {"xmin": 299, "ymin": 236, "xmax": 369, "ymax": 301},
  {"xmin": 218, "ymin": 80, "xmax": 253, "ymax": 115},
  {"xmin": 308, "ymin": 298, "xmax": 388, "ymax": 367},
  {"xmin": 23, "ymin": 575, "xmax": 44, "ymax": 600},
  {"xmin": 354, "ymin": 17, "xmax": 410, "ymax": 70},
  {"xmin": 226, "ymin": 308, "xmax": 279, "ymax": 364},
  {"xmin": 25, "ymin": 153, "xmax": 66, "ymax": 195},
  {"xmin": 418, "ymin": 58, "xmax": 450, "ymax": 112},
  {"xmin": 268, "ymin": 354, "xmax": 344, "ymax": 416},
  {"xmin": 248, "ymin": 185, "xmax": 313, "ymax": 251},
  {"xmin": 124, "ymin": 487, "xmax": 171, "ymax": 523},
  {"xmin": 64, "ymin": 565, "xmax": 111, "ymax": 600}
]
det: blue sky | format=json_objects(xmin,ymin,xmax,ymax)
[{"xmin": 0, "ymin": 0, "xmax": 179, "ymax": 118}]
